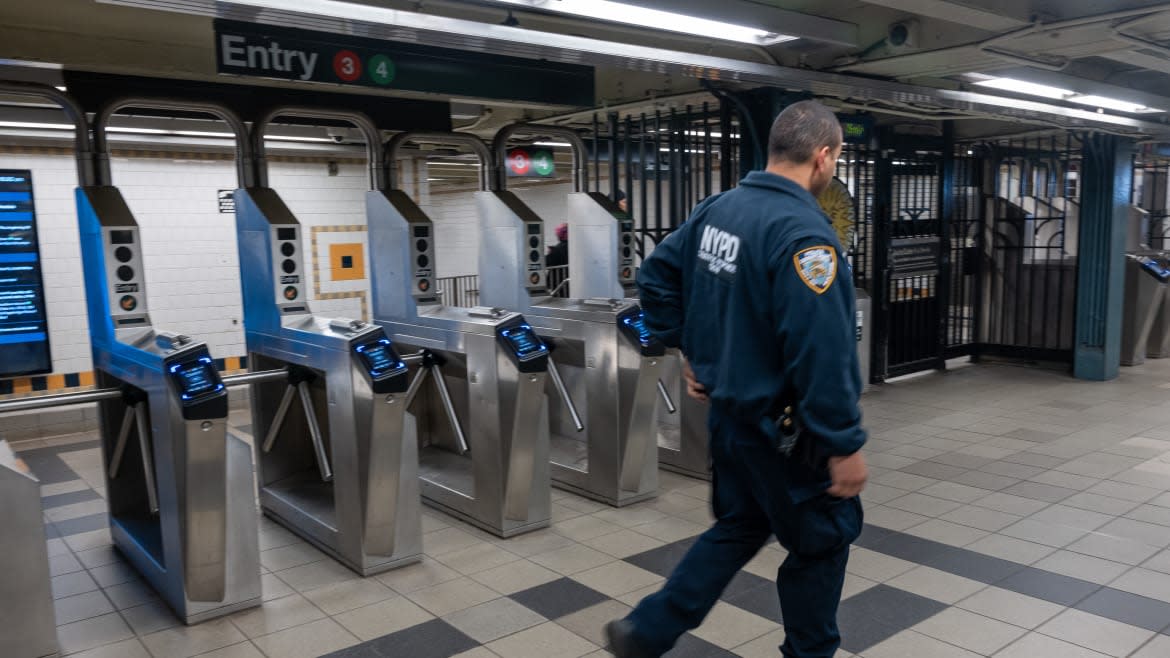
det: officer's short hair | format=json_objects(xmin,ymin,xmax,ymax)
[{"xmin": 767, "ymin": 101, "xmax": 843, "ymax": 165}]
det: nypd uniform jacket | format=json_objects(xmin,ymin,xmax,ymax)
[{"xmin": 637, "ymin": 170, "xmax": 866, "ymax": 501}]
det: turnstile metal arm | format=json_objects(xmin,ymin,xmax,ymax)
[
  {"xmin": 657, "ymin": 379, "xmax": 677, "ymax": 415},
  {"xmin": 407, "ymin": 351, "xmax": 470, "ymax": 455},
  {"xmin": 297, "ymin": 382, "xmax": 333, "ymax": 483},
  {"xmin": 106, "ymin": 388, "xmax": 159, "ymax": 515},
  {"xmin": 261, "ymin": 384, "xmax": 298, "ymax": 453},
  {"xmin": 547, "ymin": 360, "xmax": 585, "ymax": 432}
]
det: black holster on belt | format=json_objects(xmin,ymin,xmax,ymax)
[{"xmin": 769, "ymin": 401, "xmax": 818, "ymax": 467}]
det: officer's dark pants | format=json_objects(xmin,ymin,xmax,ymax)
[{"xmin": 625, "ymin": 411, "xmax": 862, "ymax": 658}]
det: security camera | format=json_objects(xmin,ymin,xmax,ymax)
[
  {"xmin": 325, "ymin": 128, "xmax": 348, "ymax": 144},
  {"xmin": 330, "ymin": 134, "xmax": 346, "ymax": 144}
]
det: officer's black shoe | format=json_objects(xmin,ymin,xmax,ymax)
[{"xmin": 605, "ymin": 619, "xmax": 654, "ymax": 658}]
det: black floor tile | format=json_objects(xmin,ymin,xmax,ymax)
[
  {"xmin": 510, "ymin": 578, "xmax": 610, "ymax": 620},
  {"xmin": 52, "ymin": 512, "xmax": 109, "ymax": 537},
  {"xmin": 836, "ymin": 584, "xmax": 947, "ymax": 654},
  {"xmin": 625, "ymin": 537, "xmax": 699, "ymax": 578},
  {"xmin": 1076, "ymin": 587, "xmax": 1170, "ymax": 633},
  {"xmin": 917, "ymin": 546, "xmax": 1025, "ymax": 585},
  {"xmin": 722, "ymin": 580, "xmax": 781, "ymax": 623},
  {"xmin": 665, "ymin": 633, "xmax": 739, "ymax": 657},
  {"xmin": 863, "ymin": 531, "xmax": 950, "ymax": 565},
  {"xmin": 854, "ymin": 523, "xmax": 895, "ymax": 548},
  {"xmin": 16, "ymin": 447, "xmax": 82, "ymax": 485},
  {"xmin": 41, "ymin": 489, "xmax": 102, "ymax": 510},
  {"xmin": 320, "ymin": 644, "xmax": 383, "ymax": 658},
  {"xmin": 722, "ymin": 570, "xmax": 772, "ymax": 601},
  {"xmin": 362, "ymin": 619, "xmax": 479, "ymax": 658},
  {"xmin": 996, "ymin": 567, "xmax": 1101, "ymax": 607}
]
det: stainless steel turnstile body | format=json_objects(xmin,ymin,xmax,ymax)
[
  {"xmin": 477, "ymin": 186, "xmax": 664, "ymax": 505},
  {"xmin": 235, "ymin": 186, "xmax": 422, "ymax": 575},
  {"xmin": 77, "ymin": 185, "xmax": 260, "ymax": 624},
  {"xmin": 655, "ymin": 350, "xmax": 710, "ymax": 480},
  {"xmin": 368, "ymin": 187, "xmax": 553, "ymax": 537},
  {"xmin": 1147, "ymin": 254, "xmax": 1170, "ymax": 359},
  {"xmin": 1122, "ymin": 252, "xmax": 1170, "ymax": 366},
  {"xmin": 0, "ymin": 444, "xmax": 58, "ymax": 658}
]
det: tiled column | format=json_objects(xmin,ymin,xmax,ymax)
[{"xmin": 1074, "ymin": 134, "xmax": 1135, "ymax": 381}]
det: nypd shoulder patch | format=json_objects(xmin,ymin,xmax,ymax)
[{"xmin": 794, "ymin": 246, "xmax": 838, "ymax": 294}]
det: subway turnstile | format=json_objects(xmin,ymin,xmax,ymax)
[
  {"xmin": 234, "ymin": 109, "xmax": 421, "ymax": 575},
  {"xmin": 478, "ymin": 125, "xmax": 666, "ymax": 506},
  {"xmin": 76, "ymin": 99, "xmax": 262, "ymax": 623},
  {"xmin": 370, "ymin": 132, "xmax": 560, "ymax": 537}
]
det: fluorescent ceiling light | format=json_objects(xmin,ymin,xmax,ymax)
[
  {"xmin": 490, "ymin": 0, "xmax": 796, "ymax": 45},
  {"xmin": 0, "ymin": 121, "xmax": 332, "ymax": 142},
  {"xmin": 973, "ymin": 78, "xmax": 1072, "ymax": 100},
  {"xmin": 1067, "ymin": 95, "xmax": 1164, "ymax": 114},
  {"xmin": 533, "ymin": 141, "xmax": 572, "ymax": 147}
]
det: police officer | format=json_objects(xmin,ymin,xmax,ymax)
[{"xmin": 605, "ymin": 100, "xmax": 868, "ymax": 658}]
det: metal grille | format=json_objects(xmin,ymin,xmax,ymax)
[
  {"xmin": 838, "ymin": 143, "xmax": 876, "ymax": 290},
  {"xmin": 583, "ymin": 101, "xmax": 742, "ymax": 257},
  {"xmin": 436, "ymin": 274, "xmax": 479, "ymax": 308},
  {"xmin": 980, "ymin": 136, "xmax": 1081, "ymax": 359},
  {"xmin": 880, "ymin": 149, "xmax": 945, "ymax": 377},
  {"xmin": 1133, "ymin": 156, "xmax": 1170, "ymax": 250},
  {"xmin": 947, "ymin": 152, "xmax": 982, "ymax": 352}
]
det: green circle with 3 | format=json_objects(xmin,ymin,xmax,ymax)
[{"xmin": 368, "ymin": 54, "xmax": 396, "ymax": 86}]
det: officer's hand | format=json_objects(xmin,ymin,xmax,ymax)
[
  {"xmin": 681, "ymin": 359, "xmax": 708, "ymax": 403},
  {"xmin": 827, "ymin": 452, "xmax": 868, "ymax": 499}
]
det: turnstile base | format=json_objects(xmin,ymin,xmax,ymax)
[
  {"xmin": 658, "ymin": 449, "xmax": 711, "ymax": 481},
  {"xmin": 111, "ymin": 522, "xmax": 262, "ymax": 625},
  {"xmin": 549, "ymin": 434, "xmax": 588, "ymax": 473},
  {"xmin": 548, "ymin": 472, "xmax": 658, "ymax": 507},
  {"xmin": 419, "ymin": 446, "xmax": 475, "ymax": 498},
  {"xmin": 418, "ymin": 446, "xmax": 549, "ymax": 539},
  {"xmin": 262, "ymin": 473, "xmax": 420, "ymax": 577},
  {"xmin": 656, "ymin": 424, "xmax": 711, "ymax": 481}
]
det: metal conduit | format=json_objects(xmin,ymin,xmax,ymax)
[
  {"xmin": 491, "ymin": 123, "xmax": 589, "ymax": 192},
  {"xmin": 92, "ymin": 97, "xmax": 254, "ymax": 187},
  {"xmin": 0, "ymin": 369, "xmax": 289, "ymax": 415},
  {"xmin": 0, "ymin": 81, "xmax": 94, "ymax": 186},
  {"xmin": 385, "ymin": 132, "xmax": 494, "ymax": 192},
  {"xmin": 253, "ymin": 107, "xmax": 384, "ymax": 190}
]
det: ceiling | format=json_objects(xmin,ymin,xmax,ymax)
[{"xmin": 2, "ymin": 0, "xmax": 1170, "ymax": 140}]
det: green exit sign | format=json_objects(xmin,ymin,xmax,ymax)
[{"xmin": 839, "ymin": 115, "xmax": 873, "ymax": 144}]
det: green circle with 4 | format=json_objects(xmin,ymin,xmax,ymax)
[
  {"xmin": 532, "ymin": 150, "xmax": 554, "ymax": 176},
  {"xmin": 368, "ymin": 54, "xmax": 396, "ymax": 86}
]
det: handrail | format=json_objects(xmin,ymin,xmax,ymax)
[
  {"xmin": 93, "ymin": 98, "xmax": 253, "ymax": 187},
  {"xmin": 490, "ymin": 123, "xmax": 588, "ymax": 193},
  {"xmin": 0, "ymin": 82, "xmax": 94, "ymax": 186},
  {"xmin": 253, "ymin": 107, "xmax": 384, "ymax": 190},
  {"xmin": 385, "ymin": 132, "xmax": 493, "ymax": 192}
]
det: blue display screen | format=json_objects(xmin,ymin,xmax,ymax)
[
  {"xmin": 0, "ymin": 170, "xmax": 51, "ymax": 376},
  {"xmin": 501, "ymin": 324, "xmax": 546, "ymax": 359},
  {"xmin": 355, "ymin": 338, "xmax": 406, "ymax": 377},
  {"xmin": 1140, "ymin": 257, "xmax": 1170, "ymax": 283},
  {"xmin": 169, "ymin": 357, "xmax": 224, "ymax": 401},
  {"xmin": 622, "ymin": 312, "xmax": 653, "ymax": 345}
]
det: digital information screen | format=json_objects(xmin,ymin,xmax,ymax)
[
  {"xmin": 500, "ymin": 324, "xmax": 547, "ymax": 361},
  {"xmin": 169, "ymin": 357, "xmax": 224, "ymax": 402},
  {"xmin": 355, "ymin": 338, "xmax": 406, "ymax": 378},
  {"xmin": 0, "ymin": 170, "xmax": 52, "ymax": 376}
]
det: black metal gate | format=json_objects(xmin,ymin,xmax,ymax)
[
  {"xmin": 872, "ymin": 139, "xmax": 949, "ymax": 379},
  {"xmin": 978, "ymin": 136, "xmax": 1081, "ymax": 361},
  {"xmin": 1134, "ymin": 155, "xmax": 1170, "ymax": 249}
]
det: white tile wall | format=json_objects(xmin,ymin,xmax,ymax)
[{"xmin": 4, "ymin": 147, "xmax": 722, "ymax": 379}]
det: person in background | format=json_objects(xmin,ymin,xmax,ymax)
[
  {"xmin": 546, "ymin": 222, "xmax": 570, "ymax": 296},
  {"xmin": 605, "ymin": 100, "xmax": 868, "ymax": 658},
  {"xmin": 616, "ymin": 189, "xmax": 628, "ymax": 214}
]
